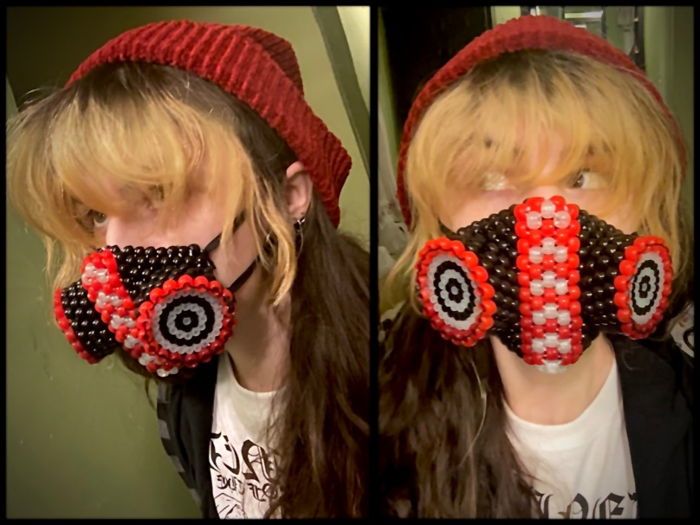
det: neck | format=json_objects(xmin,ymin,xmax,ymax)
[
  {"xmin": 493, "ymin": 333, "xmax": 615, "ymax": 425},
  {"xmin": 224, "ymin": 264, "xmax": 291, "ymax": 393}
]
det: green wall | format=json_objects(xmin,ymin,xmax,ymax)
[{"xmin": 6, "ymin": 6, "xmax": 368, "ymax": 518}]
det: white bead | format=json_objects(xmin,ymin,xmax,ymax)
[
  {"xmin": 526, "ymin": 211, "xmax": 542, "ymax": 229},
  {"xmin": 529, "ymin": 247, "xmax": 543, "ymax": 264},
  {"xmin": 96, "ymin": 269, "xmax": 110, "ymax": 283},
  {"xmin": 124, "ymin": 336, "xmax": 140, "ymax": 349},
  {"xmin": 554, "ymin": 210, "xmax": 571, "ymax": 228},
  {"xmin": 543, "ymin": 303, "xmax": 558, "ymax": 319},
  {"xmin": 157, "ymin": 368, "xmax": 168, "ymax": 378},
  {"xmin": 540, "ymin": 360, "xmax": 564, "ymax": 374},
  {"xmin": 544, "ymin": 332, "xmax": 559, "ymax": 346},
  {"xmin": 530, "ymin": 280, "xmax": 544, "ymax": 296},
  {"xmin": 532, "ymin": 339, "xmax": 545, "ymax": 353},
  {"xmin": 532, "ymin": 311, "xmax": 546, "ymax": 325},
  {"xmin": 169, "ymin": 367, "xmax": 179, "ymax": 375},
  {"xmin": 541, "ymin": 199, "xmax": 556, "ymax": 218},
  {"xmin": 558, "ymin": 310, "xmax": 571, "ymax": 326},
  {"xmin": 542, "ymin": 271, "xmax": 557, "ymax": 287},
  {"xmin": 559, "ymin": 339, "xmax": 572, "ymax": 354},
  {"xmin": 541, "ymin": 237, "xmax": 556, "ymax": 254},
  {"xmin": 554, "ymin": 246, "xmax": 568, "ymax": 263},
  {"xmin": 555, "ymin": 279, "xmax": 569, "ymax": 295}
]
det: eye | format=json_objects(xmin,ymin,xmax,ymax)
[
  {"xmin": 570, "ymin": 169, "xmax": 607, "ymax": 189},
  {"xmin": 481, "ymin": 171, "xmax": 515, "ymax": 191},
  {"xmin": 88, "ymin": 210, "xmax": 109, "ymax": 228}
]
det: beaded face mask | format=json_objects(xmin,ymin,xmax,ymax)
[
  {"xmin": 54, "ymin": 230, "xmax": 255, "ymax": 378},
  {"xmin": 416, "ymin": 195, "xmax": 673, "ymax": 373}
]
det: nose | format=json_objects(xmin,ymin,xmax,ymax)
[
  {"xmin": 521, "ymin": 185, "xmax": 566, "ymax": 201},
  {"xmin": 104, "ymin": 214, "xmax": 174, "ymax": 248}
]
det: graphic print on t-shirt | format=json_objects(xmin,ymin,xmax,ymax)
[
  {"xmin": 209, "ymin": 431, "xmax": 278, "ymax": 519},
  {"xmin": 535, "ymin": 489, "xmax": 637, "ymax": 518}
]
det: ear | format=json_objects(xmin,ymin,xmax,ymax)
[{"xmin": 284, "ymin": 161, "xmax": 313, "ymax": 221}]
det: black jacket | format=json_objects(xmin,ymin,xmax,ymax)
[{"xmin": 156, "ymin": 338, "xmax": 693, "ymax": 518}]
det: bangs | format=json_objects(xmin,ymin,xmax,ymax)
[
  {"xmin": 406, "ymin": 50, "xmax": 677, "ymax": 223},
  {"xmin": 9, "ymin": 68, "xmax": 252, "ymax": 248}
]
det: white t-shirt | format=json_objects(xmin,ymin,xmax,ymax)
[
  {"xmin": 209, "ymin": 354, "xmax": 279, "ymax": 519},
  {"xmin": 505, "ymin": 358, "xmax": 638, "ymax": 519}
]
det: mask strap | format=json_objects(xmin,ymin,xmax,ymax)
[
  {"xmin": 204, "ymin": 212, "xmax": 247, "ymax": 254},
  {"xmin": 228, "ymin": 258, "xmax": 258, "ymax": 293},
  {"xmin": 439, "ymin": 222, "xmax": 458, "ymax": 238}
]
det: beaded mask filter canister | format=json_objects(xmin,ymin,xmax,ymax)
[
  {"xmin": 54, "ymin": 232, "xmax": 255, "ymax": 378},
  {"xmin": 416, "ymin": 196, "xmax": 673, "ymax": 373}
]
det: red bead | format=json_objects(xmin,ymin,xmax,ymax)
[
  {"xmin": 515, "ymin": 222, "xmax": 530, "ymax": 238},
  {"xmin": 517, "ymin": 239, "xmax": 531, "ymax": 254},
  {"xmin": 543, "ymin": 288, "xmax": 557, "ymax": 302},
  {"xmin": 567, "ymin": 254, "xmax": 580, "ymax": 269},
  {"xmin": 614, "ymin": 275, "xmax": 629, "ymax": 291},
  {"xmin": 569, "ymin": 287, "xmax": 581, "ymax": 300},
  {"xmin": 480, "ymin": 283, "xmax": 495, "ymax": 300},
  {"xmin": 194, "ymin": 275, "xmax": 210, "ymax": 287},
  {"xmin": 528, "ymin": 196, "xmax": 544, "ymax": 209},
  {"xmin": 519, "ymin": 289, "xmax": 532, "ymax": 302},
  {"xmin": 542, "ymin": 256, "xmax": 555, "ymax": 270},
  {"xmin": 557, "ymin": 295, "xmax": 571, "ymax": 309},
  {"xmin": 558, "ymin": 326, "xmax": 571, "ymax": 338},
  {"xmin": 531, "ymin": 297, "xmax": 544, "ymax": 311},
  {"xmin": 624, "ymin": 246, "xmax": 639, "ymax": 262},
  {"xmin": 550, "ymin": 195, "xmax": 565, "ymax": 209},
  {"xmin": 620, "ymin": 260, "xmax": 636, "ymax": 276},
  {"xmin": 514, "ymin": 204, "xmax": 527, "ymax": 221},
  {"xmin": 541, "ymin": 222, "xmax": 555, "ymax": 237},
  {"xmin": 567, "ymin": 237, "xmax": 581, "ymax": 252},
  {"xmin": 521, "ymin": 317, "xmax": 533, "ymax": 330},
  {"xmin": 568, "ymin": 271, "xmax": 580, "ymax": 285},
  {"xmin": 614, "ymin": 292, "xmax": 629, "ymax": 309},
  {"xmin": 528, "ymin": 230, "xmax": 543, "ymax": 245},
  {"xmin": 533, "ymin": 326, "xmax": 545, "ymax": 338},
  {"xmin": 567, "ymin": 204, "xmax": 579, "ymax": 219},
  {"xmin": 571, "ymin": 317, "xmax": 583, "ymax": 329},
  {"xmin": 521, "ymin": 331, "xmax": 532, "ymax": 343},
  {"xmin": 517, "ymin": 273, "xmax": 531, "ymax": 287},
  {"xmin": 481, "ymin": 300, "xmax": 497, "ymax": 316},
  {"xmin": 519, "ymin": 303, "xmax": 532, "ymax": 317},
  {"xmin": 516, "ymin": 255, "xmax": 530, "ymax": 271},
  {"xmin": 462, "ymin": 251, "xmax": 478, "ymax": 267},
  {"xmin": 545, "ymin": 319, "xmax": 558, "ymax": 331},
  {"xmin": 545, "ymin": 348, "xmax": 559, "ymax": 361},
  {"xmin": 618, "ymin": 308, "xmax": 631, "ymax": 324},
  {"xmin": 471, "ymin": 266, "xmax": 488, "ymax": 283},
  {"xmin": 529, "ymin": 267, "xmax": 543, "ymax": 280},
  {"xmin": 569, "ymin": 302, "xmax": 581, "ymax": 316}
]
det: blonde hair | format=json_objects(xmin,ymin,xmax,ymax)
[
  {"xmin": 384, "ymin": 50, "xmax": 689, "ymax": 311},
  {"xmin": 7, "ymin": 63, "xmax": 298, "ymax": 306}
]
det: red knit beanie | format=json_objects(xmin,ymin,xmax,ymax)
[
  {"xmin": 396, "ymin": 15, "xmax": 686, "ymax": 227},
  {"xmin": 66, "ymin": 20, "xmax": 351, "ymax": 227}
]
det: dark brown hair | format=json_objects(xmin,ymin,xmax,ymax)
[{"xmin": 379, "ymin": 308, "xmax": 539, "ymax": 517}]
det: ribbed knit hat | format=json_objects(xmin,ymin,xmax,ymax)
[
  {"xmin": 66, "ymin": 20, "xmax": 351, "ymax": 227},
  {"xmin": 396, "ymin": 15, "xmax": 686, "ymax": 227}
]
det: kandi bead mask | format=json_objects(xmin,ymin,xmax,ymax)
[
  {"xmin": 54, "ymin": 230, "xmax": 255, "ymax": 378},
  {"xmin": 416, "ymin": 196, "xmax": 673, "ymax": 373}
]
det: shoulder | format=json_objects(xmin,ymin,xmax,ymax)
[{"xmin": 611, "ymin": 330, "xmax": 693, "ymax": 413}]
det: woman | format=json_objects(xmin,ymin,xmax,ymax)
[
  {"xmin": 380, "ymin": 15, "xmax": 692, "ymax": 518},
  {"xmin": 8, "ymin": 20, "xmax": 368, "ymax": 518}
]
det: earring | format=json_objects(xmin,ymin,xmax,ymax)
[{"xmin": 294, "ymin": 216, "xmax": 306, "ymax": 254}]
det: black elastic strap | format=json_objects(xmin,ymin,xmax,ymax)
[
  {"xmin": 228, "ymin": 259, "xmax": 257, "ymax": 293},
  {"xmin": 203, "ymin": 211, "xmax": 247, "ymax": 254}
]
